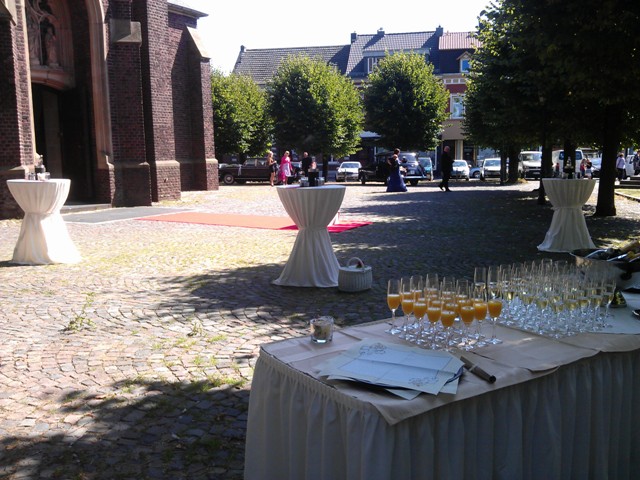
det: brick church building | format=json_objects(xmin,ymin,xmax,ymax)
[{"xmin": 0, "ymin": 0, "xmax": 218, "ymax": 219}]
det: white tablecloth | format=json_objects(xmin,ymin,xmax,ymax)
[
  {"xmin": 538, "ymin": 178, "xmax": 597, "ymax": 252},
  {"xmin": 273, "ymin": 185, "xmax": 346, "ymax": 287},
  {"xmin": 245, "ymin": 294, "xmax": 640, "ymax": 480},
  {"xmin": 7, "ymin": 179, "xmax": 81, "ymax": 265}
]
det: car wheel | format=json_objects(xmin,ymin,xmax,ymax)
[
  {"xmin": 480, "ymin": 175, "xmax": 485, "ymax": 181},
  {"xmin": 410, "ymin": 180, "xmax": 418, "ymax": 186},
  {"xmin": 222, "ymin": 173, "xmax": 235, "ymax": 185},
  {"xmin": 472, "ymin": 171, "xmax": 480, "ymax": 179},
  {"xmin": 360, "ymin": 177, "xmax": 366, "ymax": 185}
]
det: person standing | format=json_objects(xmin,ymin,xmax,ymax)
[
  {"xmin": 616, "ymin": 152, "xmax": 626, "ymax": 181},
  {"xmin": 386, "ymin": 155, "xmax": 407, "ymax": 192},
  {"xmin": 633, "ymin": 151, "xmax": 640, "ymax": 175},
  {"xmin": 278, "ymin": 151, "xmax": 292, "ymax": 185},
  {"xmin": 301, "ymin": 152, "xmax": 312, "ymax": 176},
  {"xmin": 439, "ymin": 146, "xmax": 453, "ymax": 191},
  {"xmin": 267, "ymin": 151, "xmax": 278, "ymax": 186}
]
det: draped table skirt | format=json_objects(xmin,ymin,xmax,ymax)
[{"xmin": 7, "ymin": 179, "xmax": 81, "ymax": 265}]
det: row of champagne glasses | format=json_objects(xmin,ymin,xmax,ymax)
[
  {"xmin": 385, "ymin": 259, "xmax": 619, "ymax": 349},
  {"xmin": 386, "ymin": 274, "xmax": 502, "ymax": 351},
  {"xmin": 494, "ymin": 260, "xmax": 617, "ymax": 336}
]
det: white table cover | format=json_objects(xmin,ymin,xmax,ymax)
[
  {"xmin": 245, "ymin": 294, "xmax": 640, "ymax": 480},
  {"xmin": 538, "ymin": 178, "xmax": 597, "ymax": 252},
  {"xmin": 7, "ymin": 179, "xmax": 81, "ymax": 265},
  {"xmin": 273, "ymin": 185, "xmax": 346, "ymax": 287}
]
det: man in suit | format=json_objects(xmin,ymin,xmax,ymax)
[{"xmin": 439, "ymin": 146, "xmax": 453, "ymax": 192}]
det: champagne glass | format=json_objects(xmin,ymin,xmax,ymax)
[
  {"xmin": 487, "ymin": 297, "xmax": 503, "ymax": 344},
  {"xmin": 486, "ymin": 266, "xmax": 501, "ymax": 300},
  {"xmin": 399, "ymin": 277, "xmax": 414, "ymax": 338},
  {"xmin": 472, "ymin": 293, "xmax": 488, "ymax": 347},
  {"xmin": 386, "ymin": 279, "xmax": 402, "ymax": 334},
  {"xmin": 473, "ymin": 266, "xmax": 487, "ymax": 297},
  {"xmin": 426, "ymin": 298, "xmax": 442, "ymax": 349},
  {"xmin": 459, "ymin": 304, "xmax": 476, "ymax": 350},
  {"xmin": 440, "ymin": 307, "xmax": 457, "ymax": 352},
  {"xmin": 412, "ymin": 294, "xmax": 428, "ymax": 345}
]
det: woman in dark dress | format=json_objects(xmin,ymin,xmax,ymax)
[{"xmin": 386, "ymin": 154, "xmax": 407, "ymax": 192}]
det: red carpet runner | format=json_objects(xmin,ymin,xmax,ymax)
[{"xmin": 138, "ymin": 212, "xmax": 371, "ymax": 233}]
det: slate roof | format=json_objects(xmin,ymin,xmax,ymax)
[
  {"xmin": 346, "ymin": 30, "xmax": 440, "ymax": 78},
  {"xmin": 439, "ymin": 32, "xmax": 479, "ymax": 50},
  {"xmin": 233, "ymin": 28, "xmax": 477, "ymax": 83},
  {"xmin": 233, "ymin": 45, "xmax": 351, "ymax": 85}
]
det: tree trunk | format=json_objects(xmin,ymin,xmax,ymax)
[
  {"xmin": 538, "ymin": 143, "xmax": 554, "ymax": 205},
  {"xmin": 507, "ymin": 145, "xmax": 520, "ymax": 183},
  {"xmin": 595, "ymin": 105, "xmax": 622, "ymax": 217}
]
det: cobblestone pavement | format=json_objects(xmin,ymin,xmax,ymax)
[{"xmin": 0, "ymin": 180, "xmax": 638, "ymax": 479}]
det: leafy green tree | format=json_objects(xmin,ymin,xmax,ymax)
[
  {"xmin": 363, "ymin": 52, "xmax": 448, "ymax": 151},
  {"xmin": 466, "ymin": 0, "xmax": 640, "ymax": 214},
  {"xmin": 267, "ymin": 56, "xmax": 364, "ymax": 160},
  {"xmin": 211, "ymin": 70, "xmax": 272, "ymax": 158}
]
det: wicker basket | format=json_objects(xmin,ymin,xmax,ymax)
[{"xmin": 338, "ymin": 257, "xmax": 372, "ymax": 292}]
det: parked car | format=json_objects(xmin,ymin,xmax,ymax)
[
  {"xmin": 552, "ymin": 149, "xmax": 584, "ymax": 176},
  {"xmin": 359, "ymin": 151, "xmax": 427, "ymax": 186},
  {"xmin": 418, "ymin": 156, "xmax": 434, "ymax": 181},
  {"xmin": 219, "ymin": 157, "xmax": 299, "ymax": 185},
  {"xmin": 451, "ymin": 160, "xmax": 470, "ymax": 180},
  {"xmin": 519, "ymin": 151, "xmax": 542, "ymax": 179},
  {"xmin": 335, "ymin": 161, "xmax": 362, "ymax": 182},
  {"xmin": 480, "ymin": 158, "xmax": 502, "ymax": 180},
  {"xmin": 469, "ymin": 159, "xmax": 484, "ymax": 179}
]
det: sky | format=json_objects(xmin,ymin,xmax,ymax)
[{"xmin": 180, "ymin": 0, "xmax": 491, "ymax": 73}]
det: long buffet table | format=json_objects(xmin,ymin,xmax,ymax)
[{"xmin": 245, "ymin": 294, "xmax": 640, "ymax": 480}]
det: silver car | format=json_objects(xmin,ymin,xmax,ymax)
[
  {"xmin": 335, "ymin": 161, "xmax": 362, "ymax": 182},
  {"xmin": 451, "ymin": 160, "xmax": 470, "ymax": 180}
]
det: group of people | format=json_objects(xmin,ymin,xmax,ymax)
[
  {"xmin": 267, "ymin": 151, "xmax": 316, "ymax": 186},
  {"xmin": 386, "ymin": 146, "xmax": 454, "ymax": 193}
]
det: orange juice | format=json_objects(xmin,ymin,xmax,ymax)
[
  {"xmin": 460, "ymin": 305, "xmax": 475, "ymax": 325},
  {"xmin": 401, "ymin": 297, "xmax": 414, "ymax": 315},
  {"xmin": 473, "ymin": 301, "xmax": 488, "ymax": 320},
  {"xmin": 440, "ymin": 310, "xmax": 456, "ymax": 328},
  {"xmin": 426, "ymin": 305, "xmax": 441, "ymax": 323},
  {"xmin": 488, "ymin": 299, "xmax": 502, "ymax": 318},
  {"xmin": 387, "ymin": 293, "xmax": 401, "ymax": 310},
  {"xmin": 445, "ymin": 301, "xmax": 459, "ymax": 316},
  {"xmin": 413, "ymin": 298, "xmax": 428, "ymax": 319}
]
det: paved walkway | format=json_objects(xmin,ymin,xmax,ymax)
[{"xmin": 0, "ymin": 180, "xmax": 637, "ymax": 479}]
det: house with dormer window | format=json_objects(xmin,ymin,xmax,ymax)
[{"xmin": 233, "ymin": 26, "xmax": 479, "ymax": 164}]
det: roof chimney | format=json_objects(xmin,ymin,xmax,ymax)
[
  {"xmin": 240, "ymin": 45, "xmax": 245, "ymax": 53},
  {"xmin": 377, "ymin": 28, "xmax": 385, "ymax": 36},
  {"xmin": 436, "ymin": 25, "xmax": 443, "ymax": 36},
  {"xmin": 351, "ymin": 32, "xmax": 358, "ymax": 43}
]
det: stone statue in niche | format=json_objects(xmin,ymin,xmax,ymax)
[
  {"xmin": 26, "ymin": 0, "xmax": 59, "ymax": 67},
  {"xmin": 44, "ymin": 26, "xmax": 58, "ymax": 66}
]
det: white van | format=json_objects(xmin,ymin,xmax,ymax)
[{"xmin": 552, "ymin": 149, "xmax": 584, "ymax": 176}]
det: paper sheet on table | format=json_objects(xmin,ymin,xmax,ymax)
[{"xmin": 317, "ymin": 339, "xmax": 463, "ymax": 396}]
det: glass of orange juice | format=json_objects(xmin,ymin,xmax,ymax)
[
  {"xmin": 459, "ymin": 304, "xmax": 476, "ymax": 350},
  {"xmin": 487, "ymin": 297, "xmax": 503, "ymax": 344},
  {"xmin": 412, "ymin": 295, "xmax": 428, "ymax": 345},
  {"xmin": 426, "ymin": 299, "xmax": 442, "ymax": 349},
  {"xmin": 386, "ymin": 279, "xmax": 402, "ymax": 334},
  {"xmin": 399, "ymin": 277, "xmax": 414, "ymax": 339},
  {"xmin": 440, "ymin": 307, "xmax": 457, "ymax": 351},
  {"xmin": 473, "ymin": 296, "xmax": 488, "ymax": 348}
]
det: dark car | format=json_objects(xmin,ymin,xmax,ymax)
[
  {"xmin": 358, "ymin": 151, "xmax": 427, "ymax": 186},
  {"xmin": 219, "ymin": 157, "xmax": 301, "ymax": 185}
]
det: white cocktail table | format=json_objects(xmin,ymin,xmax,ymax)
[
  {"xmin": 7, "ymin": 179, "xmax": 81, "ymax": 265},
  {"xmin": 273, "ymin": 185, "xmax": 346, "ymax": 287},
  {"xmin": 538, "ymin": 178, "xmax": 597, "ymax": 252}
]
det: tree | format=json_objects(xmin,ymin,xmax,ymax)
[
  {"xmin": 363, "ymin": 52, "xmax": 448, "ymax": 151},
  {"xmin": 466, "ymin": 0, "xmax": 640, "ymax": 214},
  {"xmin": 211, "ymin": 70, "xmax": 272, "ymax": 158},
  {"xmin": 267, "ymin": 55, "xmax": 364, "ymax": 163}
]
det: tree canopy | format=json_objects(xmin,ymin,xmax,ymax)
[
  {"xmin": 465, "ymin": 0, "xmax": 640, "ymax": 215},
  {"xmin": 211, "ymin": 70, "xmax": 272, "ymax": 158},
  {"xmin": 266, "ymin": 56, "xmax": 364, "ymax": 158},
  {"xmin": 363, "ymin": 52, "xmax": 449, "ymax": 151}
]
